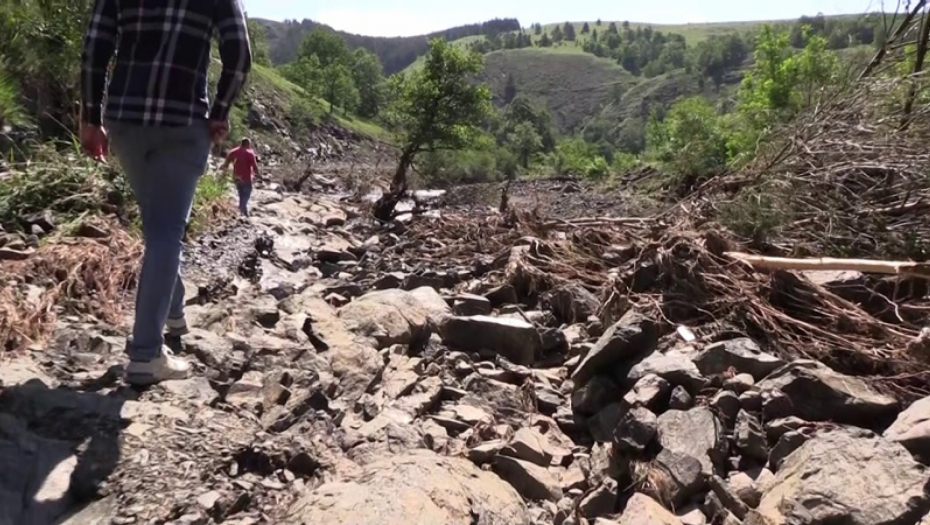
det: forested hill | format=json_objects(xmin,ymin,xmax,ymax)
[{"xmin": 256, "ymin": 17, "xmax": 520, "ymax": 74}]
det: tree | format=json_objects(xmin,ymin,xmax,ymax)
[
  {"xmin": 582, "ymin": 22, "xmax": 591, "ymax": 34},
  {"xmin": 247, "ymin": 19, "xmax": 272, "ymax": 66},
  {"xmin": 552, "ymin": 25, "xmax": 564, "ymax": 43},
  {"xmin": 596, "ymin": 19, "xmax": 602, "ymax": 26},
  {"xmin": 298, "ymin": 28, "xmax": 352, "ymax": 68},
  {"xmin": 503, "ymin": 74, "xmax": 518, "ymax": 104},
  {"xmin": 351, "ymin": 48, "xmax": 387, "ymax": 118},
  {"xmin": 563, "ymin": 22, "xmax": 576, "ymax": 41},
  {"xmin": 374, "ymin": 39, "xmax": 492, "ymax": 220},
  {"xmin": 321, "ymin": 62, "xmax": 358, "ymax": 115},
  {"xmin": 507, "ymin": 121, "xmax": 543, "ymax": 168},
  {"xmin": 533, "ymin": 23, "xmax": 543, "ymax": 35},
  {"xmin": 539, "ymin": 33, "xmax": 553, "ymax": 47}
]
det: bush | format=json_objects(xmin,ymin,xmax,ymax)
[
  {"xmin": 646, "ymin": 96, "xmax": 728, "ymax": 187},
  {"xmin": 551, "ymin": 138, "xmax": 609, "ymax": 179},
  {"xmin": 416, "ymin": 148, "xmax": 507, "ymax": 188}
]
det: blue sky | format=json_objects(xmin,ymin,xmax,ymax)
[{"xmin": 243, "ymin": 0, "xmax": 884, "ymax": 37}]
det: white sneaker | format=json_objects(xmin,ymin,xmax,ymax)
[
  {"xmin": 166, "ymin": 316, "xmax": 189, "ymax": 337},
  {"xmin": 125, "ymin": 347, "xmax": 192, "ymax": 385}
]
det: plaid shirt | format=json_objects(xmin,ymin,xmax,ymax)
[{"xmin": 80, "ymin": 0, "xmax": 252, "ymax": 126}]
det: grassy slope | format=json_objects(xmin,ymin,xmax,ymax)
[
  {"xmin": 479, "ymin": 48, "xmax": 638, "ymax": 132},
  {"xmin": 215, "ymin": 61, "xmax": 391, "ymax": 143}
]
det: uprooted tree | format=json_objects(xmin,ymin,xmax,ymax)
[{"xmin": 372, "ymin": 39, "xmax": 492, "ymax": 221}]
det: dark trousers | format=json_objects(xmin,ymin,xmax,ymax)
[{"xmin": 235, "ymin": 180, "xmax": 252, "ymax": 216}]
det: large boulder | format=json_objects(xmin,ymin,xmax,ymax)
[
  {"xmin": 572, "ymin": 311, "xmax": 657, "ymax": 388},
  {"xmin": 283, "ymin": 450, "xmax": 530, "ymax": 524},
  {"xmin": 747, "ymin": 428, "xmax": 930, "ymax": 525},
  {"xmin": 754, "ymin": 360, "xmax": 898, "ymax": 429},
  {"xmin": 339, "ymin": 287, "xmax": 452, "ymax": 348},
  {"xmin": 657, "ymin": 407, "xmax": 728, "ymax": 476},
  {"xmin": 440, "ymin": 316, "xmax": 541, "ymax": 366},
  {"xmin": 884, "ymin": 395, "xmax": 930, "ymax": 463}
]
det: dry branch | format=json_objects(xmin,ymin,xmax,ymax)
[{"xmin": 726, "ymin": 252, "xmax": 930, "ymax": 279}]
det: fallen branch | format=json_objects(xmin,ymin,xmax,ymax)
[{"xmin": 725, "ymin": 252, "xmax": 930, "ymax": 279}]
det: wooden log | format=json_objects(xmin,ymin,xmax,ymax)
[{"xmin": 725, "ymin": 252, "xmax": 930, "ymax": 279}]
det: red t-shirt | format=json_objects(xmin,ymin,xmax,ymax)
[{"xmin": 227, "ymin": 146, "xmax": 258, "ymax": 184}]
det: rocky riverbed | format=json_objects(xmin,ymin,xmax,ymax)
[{"xmin": 3, "ymin": 180, "xmax": 930, "ymax": 525}]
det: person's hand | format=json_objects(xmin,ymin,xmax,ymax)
[
  {"xmin": 209, "ymin": 120, "xmax": 228, "ymax": 144},
  {"xmin": 79, "ymin": 123, "xmax": 109, "ymax": 162}
]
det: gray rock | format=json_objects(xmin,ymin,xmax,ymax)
[
  {"xmin": 668, "ymin": 386, "xmax": 693, "ymax": 410},
  {"xmin": 572, "ymin": 311, "xmax": 657, "ymax": 388},
  {"xmin": 709, "ymin": 475, "xmax": 749, "ymax": 520},
  {"xmin": 283, "ymin": 450, "xmax": 530, "ymax": 524},
  {"xmin": 750, "ymin": 428, "xmax": 930, "ymax": 525},
  {"xmin": 440, "ymin": 315, "xmax": 541, "ymax": 366},
  {"xmin": 653, "ymin": 449, "xmax": 706, "ymax": 507},
  {"xmin": 546, "ymin": 283, "xmax": 600, "ymax": 324},
  {"xmin": 693, "ymin": 338, "xmax": 784, "ymax": 380},
  {"xmin": 628, "ymin": 348, "xmax": 707, "ymax": 394},
  {"xmin": 735, "ymin": 410, "xmax": 768, "ymax": 463},
  {"xmin": 769, "ymin": 430, "xmax": 812, "ymax": 471},
  {"xmin": 617, "ymin": 493, "xmax": 685, "ymax": 525},
  {"xmin": 502, "ymin": 427, "xmax": 554, "ymax": 467},
  {"xmin": 450, "ymin": 293, "xmax": 492, "ymax": 316},
  {"xmin": 339, "ymin": 287, "xmax": 452, "ymax": 348},
  {"xmin": 728, "ymin": 472, "xmax": 761, "ymax": 509},
  {"xmin": 494, "ymin": 455, "xmax": 563, "ymax": 502},
  {"xmin": 657, "ymin": 408, "xmax": 727, "ymax": 475},
  {"xmin": 884, "ymin": 395, "xmax": 930, "ymax": 463},
  {"xmin": 710, "ymin": 391, "xmax": 741, "ymax": 425},
  {"xmin": 677, "ymin": 505, "xmax": 707, "ymax": 525},
  {"xmin": 614, "ymin": 407, "xmax": 658, "ymax": 455},
  {"xmin": 739, "ymin": 390, "xmax": 763, "ymax": 412},
  {"xmin": 754, "ymin": 360, "xmax": 898, "ymax": 429},
  {"xmin": 623, "ymin": 374, "xmax": 671, "ymax": 412},
  {"xmin": 572, "ymin": 375, "xmax": 620, "ymax": 416},
  {"xmin": 579, "ymin": 478, "xmax": 619, "ymax": 518},
  {"xmin": 764, "ymin": 417, "xmax": 812, "ymax": 442},
  {"xmin": 468, "ymin": 440, "xmax": 507, "ymax": 465},
  {"xmin": 723, "ymin": 373, "xmax": 754, "ymax": 393}
]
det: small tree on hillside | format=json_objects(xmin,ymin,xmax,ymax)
[
  {"xmin": 539, "ymin": 33, "xmax": 553, "ymax": 47},
  {"xmin": 504, "ymin": 73, "xmax": 518, "ymax": 104},
  {"xmin": 507, "ymin": 121, "xmax": 542, "ymax": 168},
  {"xmin": 533, "ymin": 23, "xmax": 543, "ymax": 35},
  {"xmin": 373, "ymin": 39, "xmax": 492, "ymax": 221},
  {"xmin": 552, "ymin": 25, "xmax": 564, "ymax": 43},
  {"xmin": 596, "ymin": 19, "xmax": 602, "ymax": 26},
  {"xmin": 564, "ymin": 22, "xmax": 576, "ymax": 41},
  {"xmin": 582, "ymin": 22, "xmax": 591, "ymax": 34}
]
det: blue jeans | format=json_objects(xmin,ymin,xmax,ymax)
[
  {"xmin": 108, "ymin": 120, "xmax": 211, "ymax": 361},
  {"xmin": 236, "ymin": 180, "xmax": 252, "ymax": 216}
]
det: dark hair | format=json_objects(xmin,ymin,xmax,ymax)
[{"xmin": 241, "ymin": 138, "xmax": 251, "ymax": 146}]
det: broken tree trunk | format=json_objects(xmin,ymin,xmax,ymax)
[
  {"xmin": 725, "ymin": 252, "xmax": 930, "ymax": 279},
  {"xmin": 372, "ymin": 149, "xmax": 415, "ymax": 222}
]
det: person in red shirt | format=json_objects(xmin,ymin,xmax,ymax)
[{"xmin": 221, "ymin": 138, "xmax": 260, "ymax": 216}]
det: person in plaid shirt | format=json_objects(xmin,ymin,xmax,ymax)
[{"xmin": 80, "ymin": 0, "xmax": 252, "ymax": 385}]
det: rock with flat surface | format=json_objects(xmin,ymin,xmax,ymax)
[
  {"xmin": 653, "ymin": 449, "xmax": 706, "ymax": 507},
  {"xmin": 657, "ymin": 408, "xmax": 727, "ymax": 475},
  {"xmin": 502, "ymin": 427, "xmax": 555, "ymax": 467},
  {"xmin": 284, "ymin": 450, "xmax": 530, "ymax": 524},
  {"xmin": 572, "ymin": 311, "xmax": 657, "ymax": 388},
  {"xmin": 693, "ymin": 338, "xmax": 784, "ymax": 380},
  {"xmin": 754, "ymin": 360, "xmax": 898, "ymax": 429},
  {"xmin": 339, "ymin": 287, "xmax": 451, "ymax": 348},
  {"xmin": 623, "ymin": 374, "xmax": 671, "ymax": 412},
  {"xmin": 735, "ymin": 410, "xmax": 768, "ymax": 463},
  {"xmin": 618, "ymin": 493, "xmax": 684, "ymax": 525},
  {"xmin": 614, "ymin": 407, "xmax": 658, "ymax": 454},
  {"xmin": 628, "ymin": 347, "xmax": 707, "ymax": 394},
  {"xmin": 494, "ymin": 455, "xmax": 563, "ymax": 502},
  {"xmin": 884, "ymin": 395, "xmax": 930, "ymax": 463},
  {"xmin": 440, "ymin": 315, "xmax": 541, "ymax": 365},
  {"xmin": 749, "ymin": 428, "xmax": 930, "ymax": 525}
]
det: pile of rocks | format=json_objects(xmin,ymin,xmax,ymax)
[{"xmin": 2, "ymin": 187, "xmax": 930, "ymax": 525}]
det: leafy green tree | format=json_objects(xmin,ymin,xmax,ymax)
[
  {"xmin": 552, "ymin": 25, "xmax": 564, "ymax": 43},
  {"xmin": 281, "ymin": 54, "xmax": 324, "ymax": 98},
  {"xmin": 582, "ymin": 23, "xmax": 591, "ymax": 34},
  {"xmin": 351, "ymin": 48, "xmax": 387, "ymax": 118},
  {"xmin": 501, "ymin": 96, "xmax": 555, "ymax": 152},
  {"xmin": 374, "ymin": 39, "xmax": 492, "ymax": 220},
  {"xmin": 507, "ymin": 121, "xmax": 542, "ymax": 168},
  {"xmin": 539, "ymin": 33, "xmax": 553, "ymax": 47},
  {"xmin": 321, "ymin": 62, "xmax": 359, "ymax": 115},
  {"xmin": 247, "ymin": 19, "xmax": 272, "ymax": 66},
  {"xmin": 608, "ymin": 22, "xmax": 619, "ymax": 34},
  {"xmin": 646, "ymin": 96, "xmax": 728, "ymax": 184},
  {"xmin": 298, "ymin": 28, "xmax": 352, "ymax": 68}
]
